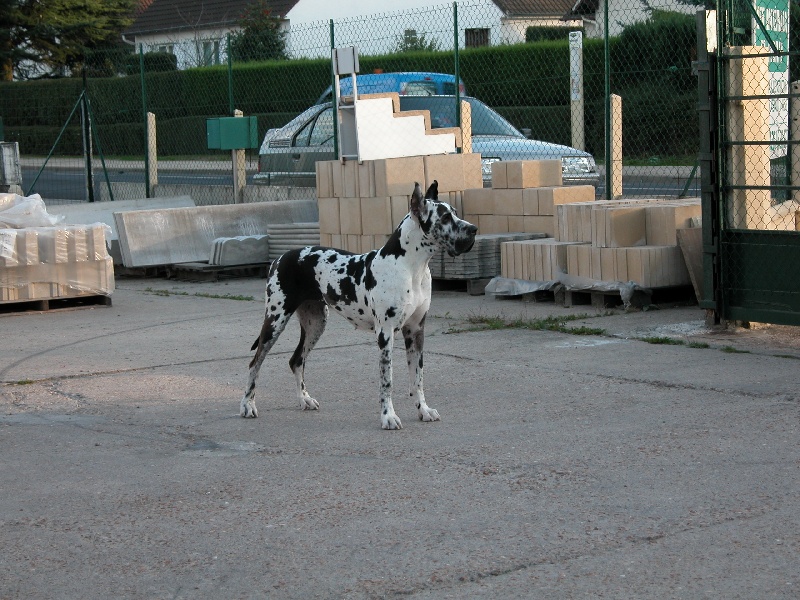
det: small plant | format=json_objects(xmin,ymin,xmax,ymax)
[
  {"xmin": 450, "ymin": 313, "xmax": 605, "ymax": 336},
  {"xmin": 773, "ymin": 353, "xmax": 800, "ymax": 360},
  {"xmin": 144, "ymin": 287, "xmax": 254, "ymax": 302},
  {"xmin": 687, "ymin": 341, "xmax": 710, "ymax": 349},
  {"xmin": 720, "ymin": 345, "xmax": 750, "ymax": 354},
  {"xmin": 639, "ymin": 336, "xmax": 685, "ymax": 345}
]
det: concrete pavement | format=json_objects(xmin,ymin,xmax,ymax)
[{"xmin": 1, "ymin": 277, "xmax": 798, "ymax": 599}]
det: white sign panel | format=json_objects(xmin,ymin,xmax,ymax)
[{"xmin": 753, "ymin": 0, "xmax": 789, "ymax": 159}]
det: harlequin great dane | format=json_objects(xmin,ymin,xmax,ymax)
[{"xmin": 240, "ymin": 180, "xmax": 478, "ymax": 429}]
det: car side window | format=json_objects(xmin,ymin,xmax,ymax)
[
  {"xmin": 293, "ymin": 118, "xmax": 314, "ymax": 148},
  {"xmin": 308, "ymin": 109, "xmax": 334, "ymax": 146}
]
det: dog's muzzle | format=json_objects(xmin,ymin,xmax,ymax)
[{"xmin": 449, "ymin": 224, "xmax": 478, "ymax": 257}]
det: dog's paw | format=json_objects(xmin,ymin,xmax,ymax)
[
  {"xmin": 418, "ymin": 405, "xmax": 440, "ymax": 422},
  {"xmin": 381, "ymin": 412, "xmax": 403, "ymax": 430},
  {"xmin": 240, "ymin": 399, "xmax": 258, "ymax": 418},
  {"xmin": 300, "ymin": 395, "xmax": 320, "ymax": 410}
]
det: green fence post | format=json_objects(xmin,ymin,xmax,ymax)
[
  {"xmin": 330, "ymin": 19, "xmax": 338, "ymax": 160},
  {"xmin": 139, "ymin": 46, "xmax": 150, "ymax": 199},
  {"xmin": 228, "ymin": 33, "xmax": 235, "ymax": 115},
  {"xmin": 453, "ymin": 1, "xmax": 460, "ymax": 141}
]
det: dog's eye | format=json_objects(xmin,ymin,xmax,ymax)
[{"xmin": 441, "ymin": 213, "xmax": 452, "ymax": 224}]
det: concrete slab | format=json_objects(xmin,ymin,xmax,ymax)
[{"xmin": 114, "ymin": 200, "xmax": 318, "ymax": 267}]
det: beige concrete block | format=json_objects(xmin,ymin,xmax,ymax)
[
  {"xmin": 331, "ymin": 161, "xmax": 344, "ymax": 198},
  {"xmin": 462, "ymin": 152, "xmax": 483, "ymax": 189},
  {"xmin": 358, "ymin": 161, "xmax": 376, "ymax": 198},
  {"xmin": 557, "ymin": 203, "xmax": 594, "ymax": 242},
  {"xmin": 318, "ymin": 197, "xmax": 340, "ymax": 234},
  {"xmin": 360, "ymin": 235, "xmax": 377, "ymax": 253},
  {"xmin": 600, "ymin": 247, "xmax": 617, "ymax": 281},
  {"xmin": 522, "ymin": 188, "xmax": 540, "ymax": 215},
  {"xmin": 508, "ymin": 215, "xmax": 524, "ymax": 232},
  {"xmin": 592, "ymin": 206, "xmax": 647, "ymax": 248},
  {"xmin": 614, "ymin": 248, "xmax": 628, "ymax": 281},
  {"xmin": 345, "ymin": 234, "xmax": 361, "ymax": 253},
  {"xmin": 538, "ymin": 185, "xmax": 595, "ymax": 215},
  {"xmin": 567, "ymin": 244, "xmax": 580, "ymax": 275},
  {"xmin": 342, "ymin": 160, "xmax": 359, "ymax": 198},
  {"xmin": 374, "ymin": 156, "xmax": 425, "ymax": 197},
  {"xmin": 590, "ymin": 246, "xmax": 602, "ymax": 280},
  {"xmin": 390, "ymin": 196, "xmax": 409, "ymax": 228},
  {"xmin": 491, "ymin": 161, "xmax": 507, "ymax": 189},
  {"xmin": 424, "ymin": 153, "xmax": 465, "ymax": 193},
  {"xmin": 522, "ymin": 216, "xmax": 555, "ymax": 237},
  {"xmin": 478, "ymin": 215, "xmax": 509, "ymax": 234},
  {"xmin": 501, "ymin": 241, "xmax": 510, "ymax": 278},
  {"xmin": 505, "ymin": 160, "xmax": 563, "ymax": 188},
  {"xmin": 513, "ymin": 243, "xmax": 524, "ymax": 280},
  {"xmin": 645, "ymin": 203, "xmax": 702, "ymax": 246},
  {"xmin": 462, "ymin": 188, "xmax": 494, "ymax": 215},
  {"xmin": 331, "ymin": 234, "xmax": 344, "ymax": 250},
  {"xmin": 339, "ymin": 197, "xmax": 362, "ymax": 235},
  {"xmin": 360, "ymin": 197, "xmax": 392, "ymax": 235},
  {"xmin": 374, "ymin": 234, "xmax": 389, "ymax": 250},
  {"xmin": 576, "ymin": 244, "xmax": 592, "ymax": 278},
  {"xmin": 319, "ymin": 233, "xmax": 333, "ymax": 247},
  {"xmin": 449, "ymin": 191, "xmax": 463, "ymax": 217},
  {"xmin": 316, "ymin": 161, "xmax": 335, "ymax": 198},
  {"xmin": 493, "ymin": 189, "xmax": 524, "ymax": 216}
]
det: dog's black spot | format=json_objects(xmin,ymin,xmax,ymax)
[
  {"xmin": 339, "ymin": 276, "xmax": 358, "ymax": 304},
  {"xmin": 289, "ymin": 328, "xmax": 306, "ymax": 371},
  {"xmin": 378, "ymin": 331, "xmax": 391, "ymax": 349},
  {"xmin": 379, "ymin": 230, "xmax": 406, "ymax": 259},
  {"xmin": 358, "ymin": 308, "xmax": 364, "ymax": 315},
  {"xmin": 385, "ymin": 306, "xmax": 397, "ymax": 318},
  {"xmin": 364, "ymin": 252, "xmax": 378, "ymax": 290},
  {"xmin": 327, "ymin": 255, "xmax": 337, "ymax": 263},
  {"xmin": 274, "ymin": 249, "xmax": 323, "ymax": 313},
  {"xmin": 404, "ymin": 336, "xmax": 413, "ymax": 350},
  {"xmin": 418, "ymin": 355, "xmax": 423, "ymax": 369},
  {"xmin": 326, "ymin": 283, "xmax": 341, "ymax": 304},
  {"xmin": 345, "ymin": 257, "xmax": 365, "ymax": 285}
]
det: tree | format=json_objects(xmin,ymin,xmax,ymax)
[
  {"xmin": 395, "ymin": 29, "xmax": 441, "ymax": 53},
  {"xmin": 229, "ymin": 0, "xmax": 288, "ymax": 63},
  {"xmin": 0, "ymin": 0, "xmax": 137, "ymax": 81}
]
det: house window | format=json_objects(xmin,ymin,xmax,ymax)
[
  {"xmin": 202, "ymin": 40, "xmax": 220, "ymax": 66},
  {"xmin": 465, "ymin": 28, "xmax": 490, "ymax": 48},
  {"xmin": 156, "ymin": 44, "xmax": 174, "ymax": 54}
]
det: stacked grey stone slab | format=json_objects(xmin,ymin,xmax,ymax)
[
  {"xmin": 266, "ymin": 222, "xmax": 320, "ymax": 260},
  {"xmin": 430, "ymin": 232, "xmax": 547, "ymax": 280},
  {"xmin": 113, "ymin": 200, "xmax": 318, "ymax": 268},
  {"xmin": 209, "ymin": 235, "xmax": 270, "ymax": 266}
]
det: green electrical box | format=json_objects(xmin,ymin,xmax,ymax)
[{"xmin": 206, "ymin": 116, "xmax": 259, "ymax": 150}]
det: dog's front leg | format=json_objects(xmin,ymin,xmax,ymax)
[
  {"xmin": 402, "ymin": 316, "xmax": 440, "ymax": 422},
  {"xmin": 377, "ymin": 327, "xmax": 402, "ymax": 430}
]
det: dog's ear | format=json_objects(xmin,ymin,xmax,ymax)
[
  {"xmin": 425, "ymin": 180, "xmax": 439, "ymax": 200},
  {"xmin": 410, "ymin": 182, "xmax": 426, "ymax": 220}
]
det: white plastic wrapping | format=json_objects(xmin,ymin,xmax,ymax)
[
  {"xmin": 0, "ymin": 193, "xmax": 65, "ymax": 229},
  {"xmin": 0, "ymin": 223, "xmax": 114, "ymax": 302}
]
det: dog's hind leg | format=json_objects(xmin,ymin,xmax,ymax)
[
  {"xmin": 402, "ymin": 316, "xmax": 440, "ymax": 422},
  {"xmin": 240, "ymin": 307, "xmax": 291, "ymax": 418},
  {"xmin": 290, "ymin": 300, "xmax": 328, "ymax": 410}
]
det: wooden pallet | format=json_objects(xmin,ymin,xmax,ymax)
[
  {"xmin": 432, "ymin": 277, "xmax": 493, "ymax": 296},
  {"xmin": 0, "ymin": 294, "xmax": 112, "ymax": 315},
  {"xmin": 557, "ymin": 285, "xmax": 696, "ymax": 309},
  {"xmin": 165, "ymin": 262, "xmax": 270, "ymax": 282}
]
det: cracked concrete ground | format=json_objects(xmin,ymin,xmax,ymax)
[{"xmin": 1, "ymin": 277, "xmax": 798, "ymax": 599}]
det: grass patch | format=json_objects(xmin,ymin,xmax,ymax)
[
  {"xmin": 638, "ymin": 336, "xmax": 685, "ymax": 346},
  {"xmin": 773, "ymin": 353, "xmax": 800, "ymax": 360},
  {"xmin": 687, "ymin": 341, "xmax": 710, "ymax": 349},
  {"xmin": 450, "ymin": 313, "xmax": 606, "ymax": 336},
  {"xmin": 14, "ymin": 379, "xmax": 34, "ymax": 385},
  {"xmin": 144, "ymin": 287, "xmax": 254, "ymax": 301},
  {"xmin": 720, "ymin": 345, "xmax": 750, "ymax": 354}
]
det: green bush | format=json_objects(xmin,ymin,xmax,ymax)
[{"xmin": 526, "ymin": 26, "xmax": 583, "ymax": 43}]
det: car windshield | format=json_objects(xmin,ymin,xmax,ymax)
[{"xmin": 398, "ymin": 96, "xmax": 524, "ymax": 138}]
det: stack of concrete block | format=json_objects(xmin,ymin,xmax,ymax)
[
  {"xmin": 209, "ymin": 235, "xmax": 269, "ymax": 266},
  {"xmin": 502, "ymin": 197, "xmax": 701, "ymax": 288},
  {"xmin": 462, "ymin": 160, "xmax": 595, "ymax": 235},
  {"xmin": 316, "ymin": 153, "xmax": 482, "ymax": 254},
  {"xmin": 0, "ymin": 224, "xmax": 114, "ymax": 302},
  {"xmin": 501, "ymin": 238, "xmax": 586, "ymax": 283},
  {"xmin": 430, "ymin": 232, "xmax": 546, "ymax": 280}
]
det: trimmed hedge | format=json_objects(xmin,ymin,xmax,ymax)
[{"xmin": 0, "ymin": 14, "xmax": 699, "ymax": 159}]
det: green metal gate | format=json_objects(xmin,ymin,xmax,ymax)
[{"xmin": 701, "ymin": 3, "xmax": 800, "ymax": 326}]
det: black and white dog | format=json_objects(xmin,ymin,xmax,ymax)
[{"xmin": 240, "ymin": 180, "xmax": 478, "ymax": 429}]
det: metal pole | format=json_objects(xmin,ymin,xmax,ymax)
[
  {"xmin": 603, "ymin": 0, "xmax": 611, "ymax": 200},
  {"xmin": 81, "ymin": 70, "xmax": 95, "ymax": 203},
  {"xmin": 140, "ymin": 46, "xmax": 151, "ymax": 198}
]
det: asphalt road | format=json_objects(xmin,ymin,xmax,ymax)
[{"xmin": 1, "ymin": 278, "xmax": 797, "ymax": 599}]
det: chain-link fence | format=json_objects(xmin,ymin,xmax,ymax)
[{"xmin": 0, "ymin": 0, "xmax": 702, "ymax": 205}]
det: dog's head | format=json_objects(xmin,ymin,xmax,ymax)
[{"xmin": 410, "ymin": 180, "xmax": 478, "ymax": 257}]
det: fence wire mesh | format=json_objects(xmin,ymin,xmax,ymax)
[{"xmin": 1, "ymin": 0, "xmax": 703, "ymax": 206}]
